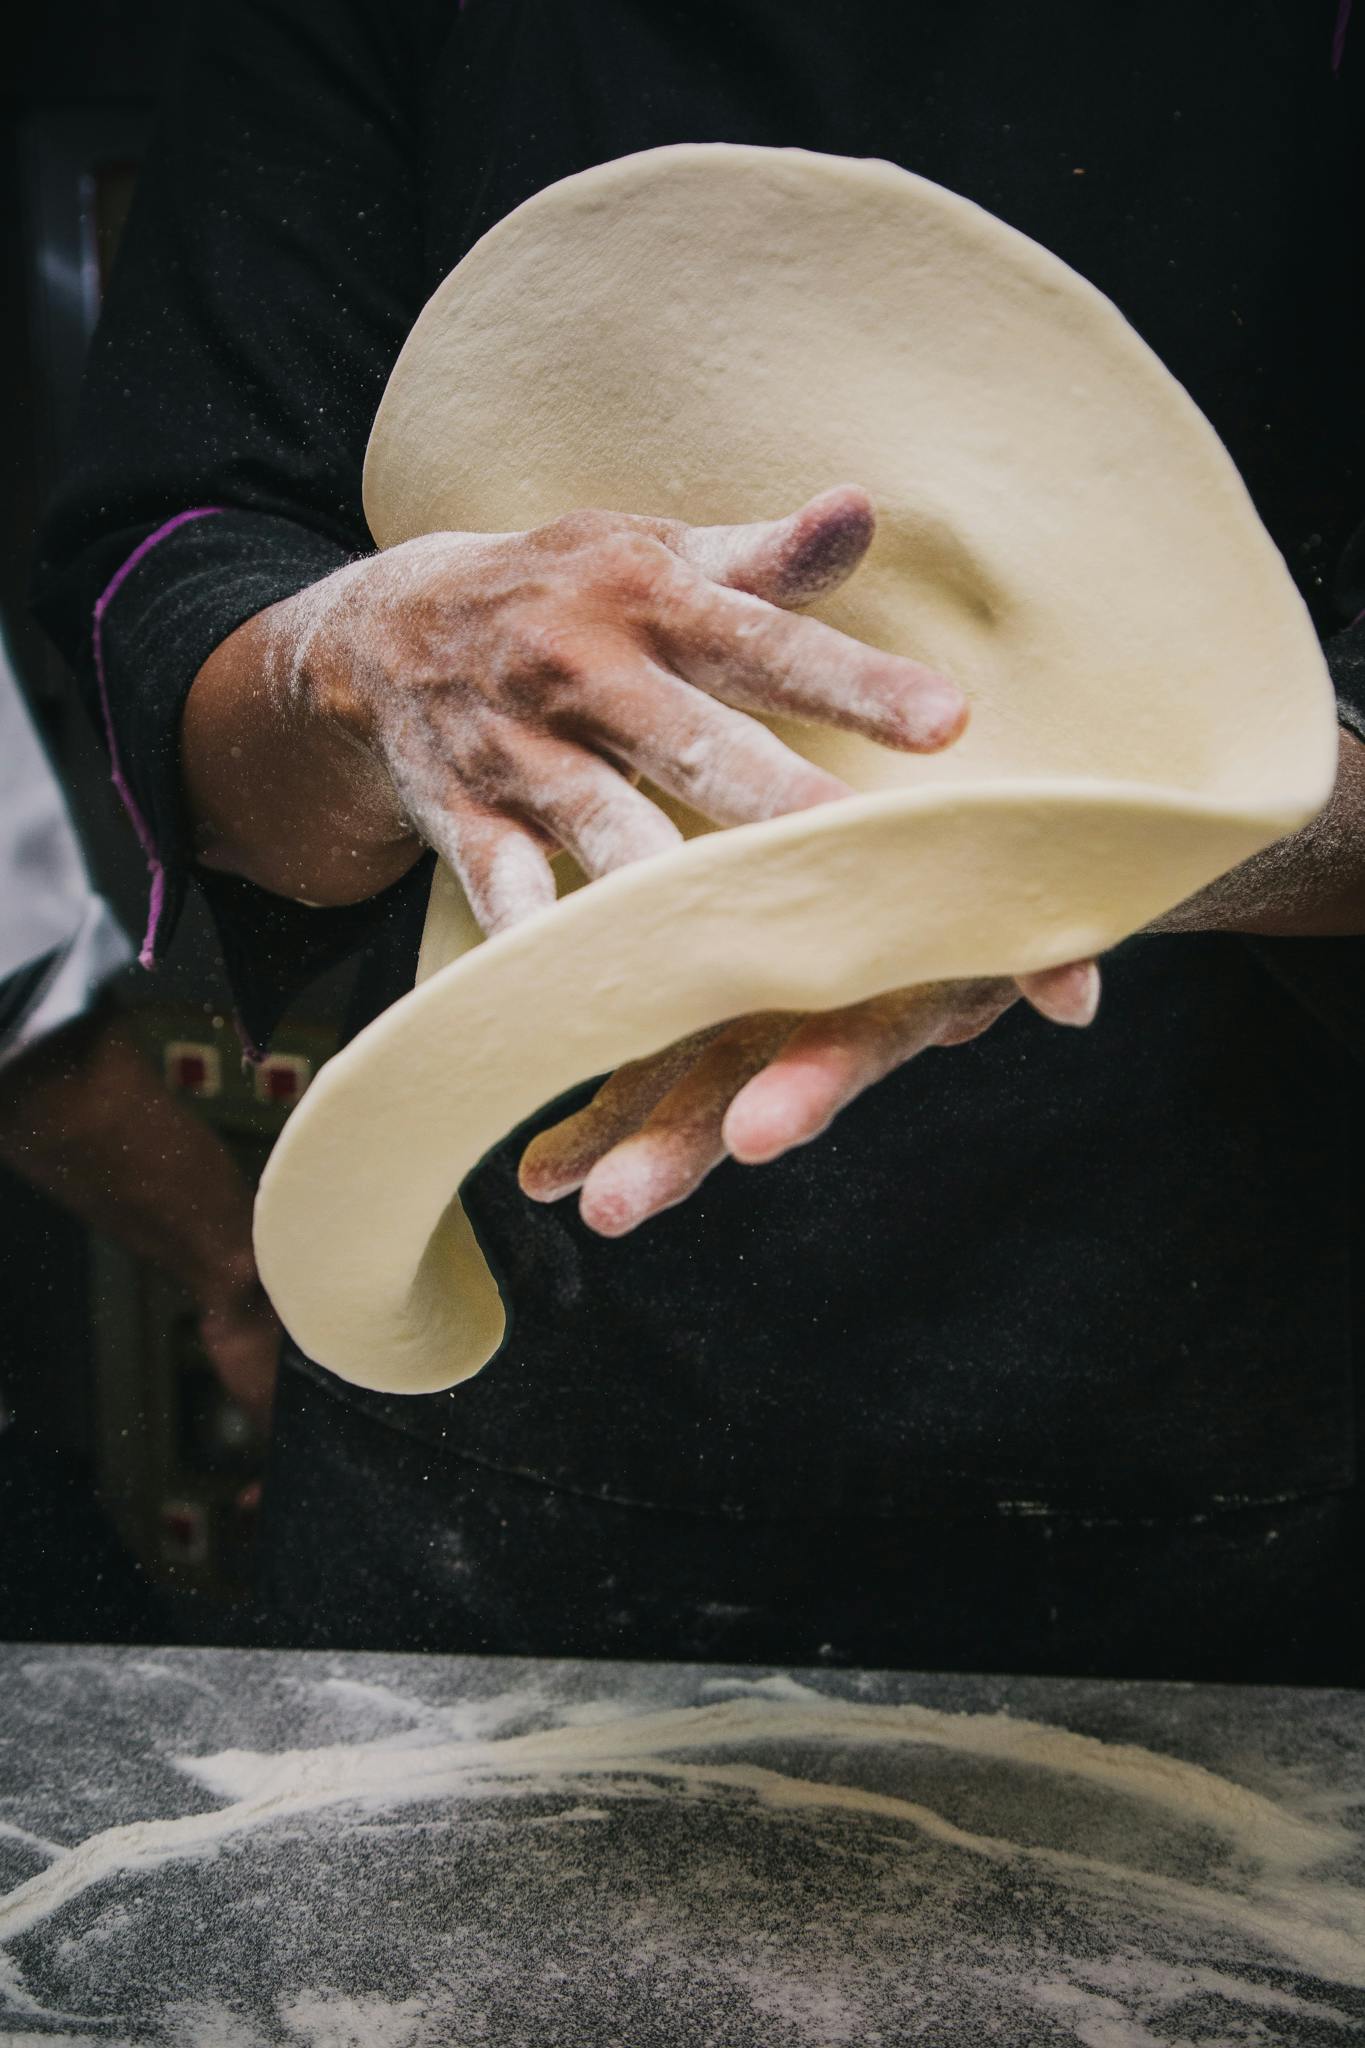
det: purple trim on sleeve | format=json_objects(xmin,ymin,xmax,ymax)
[
  {"xmin": 1334, "ymin": 0, "xmax": 1353, "ymax": 71},
  {"xmin": 91, "ymin": 507, "xmax": 225, "ymax": 968}
]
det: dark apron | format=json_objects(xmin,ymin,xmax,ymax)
[
  {"xmin": 261, "ymin": 925, "xmax": 1365, "ymax": 1683},
  {"xmin": 261, "ymin": 0, "xmax": 1365, "ymax": 1676}
]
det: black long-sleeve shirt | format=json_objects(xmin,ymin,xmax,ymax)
[{"xmin": 32, "ymin": 0, "xmax": 1365, "ymax": 1530}]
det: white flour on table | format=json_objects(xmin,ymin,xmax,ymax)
[{"xmin": 2, "ymin": 1672, "xmax": 1362, "ymax": 2046}]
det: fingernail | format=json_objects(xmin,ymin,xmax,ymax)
[
  {"xmin": 1051, "ymin": 962, "xmax": 1101, "ymax": 1027},
  {"xmin": 912, "ymin": 684, "xmax": 969, "ymax": 746}
]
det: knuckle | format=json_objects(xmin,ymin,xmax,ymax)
[
  {"xmin": 590, "ymin": 530, "xmax": 681, "ymax": 607},
  {"xmin": 665, "ymin": 725, "xmax": 726, "ymax": 804},
  {"xmin": 536, "ymin": 507, "xmax": 619, "ymax": 553},
  {"xmin": 684, "ymin": 588, "xmax": 767, "ymax": 671},
  {"xmin": 530, "ymin": 516, "xmax": 690, "ymax": 618},
  {"xmin": 566, "ymin": 778, "xmax": 676, "ymax": 866},
  {"xmin": 561, "ymin": 783, "xmax": 620, "ymax": 851},
  {"xmin": 576, "ymin": 779, "xmax": 628, "ymax": 837},
  {"xmin": 671, "ymin": 723, "xmax": 769, "ymax": 818}
]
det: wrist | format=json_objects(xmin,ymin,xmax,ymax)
[
  {"xmin": 1147, "ymin": 727, "xmax": 1365, "ymax": 941},
  {"xmin": 185, "ymin": 574, "xmax": 419, "ymax": 904}
]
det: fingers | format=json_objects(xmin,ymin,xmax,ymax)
[
  {"xmin": 366, "ymin": 491, "xmax": 968, "ymax": 936},
  {"xmin": 729, "ymin": 970, "xmax": 1089, "ymax": 1170},
  {"xmin": 573, "ymin": 655, "xmax": 852, "ymax": 824},
  {"xmin": 439, "ymin": 796, "xmax": 559, "ymax": 936},
  {"xmin": 508, "ymin": 731, "xmax": 684, "ymax": 878},
  {"xmin": 1016, "ymin": 959, "xmax": 1101, "ymax": 1028},
  {"xmin": 522, "ymin": 959, "xmax": 1099, "ymax": 1241},
  {"xmin": 576, "ymin": 1017, "xmax": 794, "ymax": 1236},
  {"xmin": 721, "ymin": 984, "xmax": 1001, "ymax": 1164},
  {"xmin": 410, "ymin": 643, "xmax": 854, "ymax": 924},
  {"xmin": 411, "ymin": 731, "xmax": 683, "ymax": 937},
  {"xmin": 387, "ymin": 740, "xmax": 559, "ymax": 936},
  {"xmin": 572, "ymin": 984, "xmax": 1005, "ymax": 1235},
  {"xmin": 654, "ymin": 486, "xmax": 966, "ymax": 749},
  {"xmin": 672, "ymin": 485, "xmax": 878, "ymax": 609},
  {"xmin": 651, "ymin": 563, "xmax": 967, "ymax": 753},
  {"xmin": 519, "ymin": 1030, "xmax": 723, "ymax": 1201}
]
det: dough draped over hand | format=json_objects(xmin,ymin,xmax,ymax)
[{"xmin": 255, "ymin": 145, "xmax": 1336, "ymax": 1394}]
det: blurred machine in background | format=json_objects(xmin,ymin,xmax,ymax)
[
  {"xmin": 89, "ymin": 1005, "xmax": 334, "ymax": 1608},
  {"xmin": 2, "ymin": 12, "xmax": 345, "ymax": 1626}
]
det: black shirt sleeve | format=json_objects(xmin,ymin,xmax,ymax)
[{"xmin": 31, "ymin": 0, "xmax": 443, "ymax": 1042}]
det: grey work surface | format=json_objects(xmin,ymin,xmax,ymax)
[{"xmin": 1, "ymin": 1647, "xmax": 1364, "ymax": 2045}]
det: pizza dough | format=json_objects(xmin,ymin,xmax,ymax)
[{"xmin": 253, "ymin": 144, "xmax": 1336, "ymax": 1395}]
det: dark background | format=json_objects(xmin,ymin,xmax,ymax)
[{"xmin": 2, "ymin": 4, "xmax": 332, "ymax": 1643}]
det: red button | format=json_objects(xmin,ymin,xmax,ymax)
[
  {"xmin": 164, "ymin": 1042, "xmax": 221, "ymax": 1097},
  {"xmin": 254, "ymin": 1053, "xmax": 311, "ymax": 1106}
]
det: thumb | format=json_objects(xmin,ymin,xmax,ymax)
[{"xmin": 674, "ymin": 485, "xmax": 877, "ymax": 610}]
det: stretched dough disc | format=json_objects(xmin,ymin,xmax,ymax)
[{"xmin": 255, "ymin": 144, "xmax": 1336, "ymax": 1395}]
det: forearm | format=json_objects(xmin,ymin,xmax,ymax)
[
  {"xmin": 182, "ymin": 584, "xmax": 420, "ymax": 908},
  {"xmin": 0, "ymin": 1006, "xmax": 256, "ymax": 1302},
  {"xmin": 1153, "ymin": 727, "xmax": 1365, "ymax": 939}
]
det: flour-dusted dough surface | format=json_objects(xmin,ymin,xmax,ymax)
[{"xmin": 255, "ymin": 144, "xmax": 1336, "ymax": 1394}]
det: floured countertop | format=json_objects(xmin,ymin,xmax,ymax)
[{"xmin": 0, "ymin": 1646, "xmax": 1363, "ymax": 2045}]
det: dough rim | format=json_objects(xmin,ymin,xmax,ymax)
[
  {"xmin": 255, "ymin": 778, "xmax": 1313, "ymax": 1394},
  {"xmin": 364, "ymin": 144, "xmax": 1228, "ymax": 546}
]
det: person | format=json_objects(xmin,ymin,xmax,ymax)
[
  {"xmin": 0, "ymin": 623, "xmax": 278, "ymax": 1636},
  {"xmin": 31, "ymin": 1, "xmax": 1365, "ymax": 1681}
]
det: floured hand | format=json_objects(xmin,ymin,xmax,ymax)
[
  {"xmin": 186, "ymin": 487, "xmax": 965, "ymax": 912},
  {"xmin": 518, "ymin": 961, "xmax": 1100, "ymax": 1234}
]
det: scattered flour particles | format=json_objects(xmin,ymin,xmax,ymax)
[{"xmin": 1, "ymin": 1660, "xmax": 1364, "ymax": 2045}]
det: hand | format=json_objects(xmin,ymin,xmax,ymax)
[
  {"xmin": 519, "ymin": 960, "xmax": 1101, "ymax": 1235},
  {"xmin": 188, "ymin": 486, "xmax": 966, "ymax": 912},
  {"xmin": 195, "ymin": 1258, "xmax": 281, "ymax": 1438}
]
